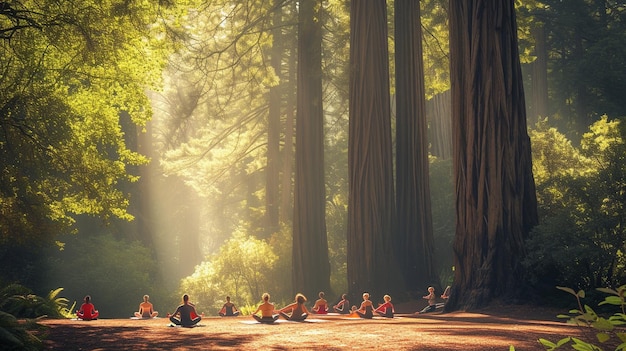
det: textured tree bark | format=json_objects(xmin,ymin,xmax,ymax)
[
  {"xmin": 266, "ymin": 0, "xmax": 283, "ymax": 237},
  {"xmin": 394, "ymin": 0, "xmax": 436, "ymax": 293},
  {"xmin": 347, "ymin": 0, "xmax": 402, "ymax": 297},
  {"xmin": 292, "ymin": 0, "xmax": 330, "ymax": 298},
  {"xmin": 447, "ymin": 0, "xmax": 538, "ymax": 311}
]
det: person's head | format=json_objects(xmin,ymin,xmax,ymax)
[
  {"xmin": 183, "ymin": 294, "xmax": 189, "ymax": 303},
  {"xmin": 318, "ymin": 291, "xmax": 325, "ymax": 299},
  {"xmin": 383, "ymin": 294, "xmax": 391, "ymax": 302},
  {"xmin": 262, "ymin": 293, "xmax": 270, "ymax": 302},
  {"xmin": 295, "ymin": 293, "xmax": 307, "ymax": 304},
  {"xmin": 84, "ymin": 295, "xmax": 91, "ymax": 303},
  {"xmin": 226, "ymin": 296, "xmax": 231, "ymax": 302},
  {"xmin": 362, "ymin": 292, "xmax": 370, "ymax": 300},
  {"xmin": 428, "ymin": 286, "xmax": 435, "ymax": 293},
  {"xmin": 351, "ymin": 305, "xmax": 357, "ymax": 312},
  {"xmin": 341, "ymin": 293, "xmax": 347, "ymax": 300},
  {"xmin": 143, "ymin": 294, "xmax": 149, "ymax": 302}
]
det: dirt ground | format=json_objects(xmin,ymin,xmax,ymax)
[{"xmin": 38, "ymin": 304, "xmax": 606, "ymax": 351}]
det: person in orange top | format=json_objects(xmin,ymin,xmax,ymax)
[
  {"xmin": 278, "ymin": 293, "xmax": 309, "ymax": 321},
  {"xmin": 77, "ymin": 295, "xmax": 99, "ymax": 320},
  {"xmin": 252, "ymin": 293, "xmax": 279, "ymax": 323},
  {"xmin": 134, "ymin": 294, "xmax": 158, "ymax": 318},
  {"xmin": 374, "ymin": 294, "xmax": 394, "ymax": 318},
  {"xmin": 312, "ymin": 291, "xmax": 328, "ymax": 314}
]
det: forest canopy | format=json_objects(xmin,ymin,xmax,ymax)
[{"xmin": 1, "ymin": 0, "xmax": 625, "ymax": 317}]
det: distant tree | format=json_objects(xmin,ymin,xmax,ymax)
[
  {"xmin": 537, "ymin": 0, "xmax": 626, "ymax": 136},
  {"xmin": 394, "ymin": 0, "xmax": 436, "ymax": 292},
  {"xmin": 292, "ymin": 0, "xmax": 331, "ymax": 298},
  {"xmin": 0, "ymin": 0, "xmax": 178, "ymax": 285},
  {"xmin": 347, "ymin": 0, "xmax": 402, "ymax": 297},
  {"xmin": 447, "ymin": 0, "xmax": 538, "ymax": 310}
]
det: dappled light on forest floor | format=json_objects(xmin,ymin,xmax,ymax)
[{"xmin": 39, "ymin": 308, "xmax": 599, "ymax": 351}]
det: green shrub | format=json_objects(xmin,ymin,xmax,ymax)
[
  {"xmin": 538, "ymin": 285, "xmax": 626, "ymax": 350},
  {"xmin": 0, "ymin": 284, "xmax": 71, "ymax": 350}
]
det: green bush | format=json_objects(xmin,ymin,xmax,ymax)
[
  {"xmin": 0, "ymin": 283, "xmax": 72, "ymax": 350},
  {"xmin": 525, "ymin": 117, "xmax": 626, "ymax": 296},
  {"xmin": 538, "ymin": 285, "xmax": 626, "ymax": 350}
]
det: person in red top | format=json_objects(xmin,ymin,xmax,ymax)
[
  {"xmin": 77, "ymin": 295, "xmax": 99, "ymax": 320},
  {"xmin": 374, "ymin": 294, "xmax": 394, "ymax": 318},
  {"xmin": 312, "ymin": 291, "xmax": 328, "ymax": 314}
]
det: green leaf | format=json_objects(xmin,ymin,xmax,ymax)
[
  {"xmin": 595, "ymin": 332, "xmax": 610, "ymax": 343},
  {"xmin": 596, "ymin": 287, "xmax": 618, "ymax": 296},
  {"xmin": 599, "ymin": 296, "xmax": 623, "ymax": 306},
  {"xmin": 591, "ymin": 318, "xmax": 614, "ymax": 331},
  {"xmin": 557, "ymin": 286, "xmax": 577, "ymax": 296},
  {"xmin": 538, "ymin": 338, "xmax": 557, "ymax": 348}
]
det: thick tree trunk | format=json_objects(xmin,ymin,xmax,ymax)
[
  {"xmin": 292, "ymin": 0, "xmax": 330, "ymax": 298},
  {"xmin": 347, "ymin": 0, "xmax": 401, "ymax": 297},
  {"xmin": 280, "ymin": 19, "xmax": 296, "ymax": 224},
  {"xmin": 447, "ymin": 0, "xmax": 538, "ymax": 311},
  {"xmin": 265, "ymin": 0, "xmax": 283, "ymax": 237},
  {"xmin": 394, "ymin": 0, "xmax": 435, "ymax": 293}
]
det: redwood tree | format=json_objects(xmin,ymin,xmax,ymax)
[
  {"xmin": 447, "ymin": 0, "xmax": 538, "ymax": 310},
  {"xmin": 347, "ymin": 0, "xmax": 401, "ymax": 297},
  {"xmin": 292, "ymin": 0, "xmax": 330, "ymax": 298},
  {"xmin": 394, "ymin": 0, "xmax": 435, "ymax": 292}
]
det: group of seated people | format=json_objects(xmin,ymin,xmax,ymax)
[
  {"xmin": 76, "ymin": 286, "xmax": 450, "ymax": 326},
  {"xmin": 251, "ymin": 291, "xmax": 397, "ymax": 323}
]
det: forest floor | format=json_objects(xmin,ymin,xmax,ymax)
[{"xmin": 37, "ymin": 302, "xmax": 612, "ymax": 351}]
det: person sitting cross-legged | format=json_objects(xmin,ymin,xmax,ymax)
[
  {"xmin": 218, "ymin": 296, "xmax": 240, "ymax": 317},
  {"xmin": 312, "ymin": 291, "xmax": 328, "ymax": 314},
  {"xmin": 169, "ymin": 294, "xmax": 201, "ymax": 327},
  {"xmin": 278, "ymin": 293, "xmax": 309, "ymax": 321},
  {"xmin": 77, "ymin": 295, "xmax": 99, "ymax": 320},
  {"xmin": 252, "ymin": 293, "xmax": 279, "ymax": 323},
  {"xmin": 134, "ymin": 294, "xmax": 158, "ymax": 318},
  {"xmin": 374, "ymin": 294, "xmax": 394, "ymax": 318}
]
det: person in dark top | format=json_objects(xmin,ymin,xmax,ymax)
[
  {"xmin": 278, "ymin": 293, "xmax": 309, "ymax": 321},
  {"xmin": 333, "ymin": 293, "xmax": 350, "ymax": 314},
  {"xmin": 218, "ymin": 296, "xmax": 240, "ymax": 317},
  {"xmin": 355, "ymin": 292, "xmax": 374, "ymax": 319},
  {"xmin": 169, "ymin": 294, "xmax": 201, "ymax": 327}
]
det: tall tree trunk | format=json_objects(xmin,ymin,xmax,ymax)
[
  {"xmin": 347, "ymin": 0, "xmax": 401, "ymax": 297},
  {"xmin": 266, "ymin": 0, "xmax": 283, "ymax": 237},
  {"xmin": 426, "ymin": 90, "xmax": 453, "ymax": 160},
  {"xmin": 394, "ymin": 0, "xmax": 435, "ymax": 293},
  {"xmin": 447, "ymin": 0, "xmax": 538, "ymax": 311},
  {"xmin": 280, "ymin": 2, "xmax": 297, "ymax": 224},
  {"xmin": 292, "ymin": 0, "xmax": 330, "ymax": 298},
  {"xmin": 530, "ymin": 24, "xmax": 548, "ymax": 125}
]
